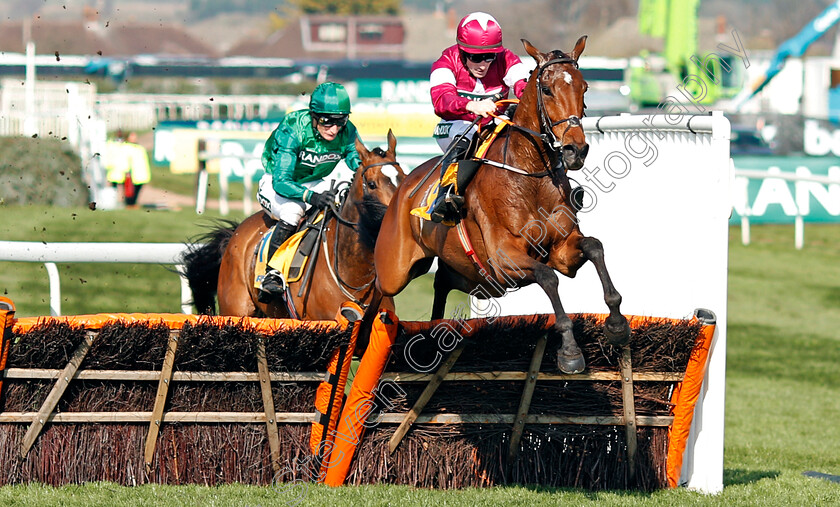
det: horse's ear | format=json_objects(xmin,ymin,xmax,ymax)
[
  {"xmin": 354, "ymin": 135, "xmax": 370, "ymax": 158},
  {"xmin": 570, "ymin": 35, "xmax": 588, "ymax": 62},
  {"xmin": 522, "ymin": 39, "xmax": 545, "ymax": 65},
  {"xmin": 387, "ymin": 129, "xmax": 397, "ymax": 154}
]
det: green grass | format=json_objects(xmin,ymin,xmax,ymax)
[
  {"xmin": 0, "ymin": 204, "xmax": 462, "ymax": 319},
  {"xmin": 151, "ymin": 164, "xmax": 249, "ymax": 202},
  {"xmin": 1, "ymin": 209, "xmax": 839, "ymax": 505}
]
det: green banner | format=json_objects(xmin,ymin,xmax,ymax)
[
  {"xmin": 731, "ymin": 156, "xmax": 840, "ymax": 224},
  {"xmin": 212, "ymin": 138, "xmax": 265, "ymax": 182}
]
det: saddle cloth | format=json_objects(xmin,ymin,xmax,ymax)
[
  {"xmin": 410, "ymin": 120, "xmax": 507, "ymax": 221},
  {"xmin": 253, "ymin": 213, "xmax": 325, "ymax": 290}
]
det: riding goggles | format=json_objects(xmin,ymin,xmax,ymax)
[
  {"xmin": 314, "ymin": 113, "xmax": 349, "ymax": 128},
  {"xmin": 465, "ymin": 52, "xmax": 497, "ymax": 64}
]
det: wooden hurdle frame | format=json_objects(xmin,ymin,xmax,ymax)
[{"xmin": 0, "ymin": 298, "xmax": 716, "ymax": 489}]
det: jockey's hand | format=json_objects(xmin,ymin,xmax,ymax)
[
  {"xmin": 466, "ymin": 99, "xmax": 498, "ymax": 118},
  {"xmin": 310, "ymin": 190, "xmax": 338, "ymax": 209}
]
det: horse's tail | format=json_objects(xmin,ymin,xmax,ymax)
[{"xmin": 180, "ymin": 220, "xmax": 239, "ymax": 315}]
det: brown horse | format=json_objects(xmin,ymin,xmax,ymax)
[
  {"xmin": 181, "ymin": 132, "xmax": 405, "ymax": 320},
  {"xmin": 364, "ymin": 39, "xmax": 630, "ymax": 373}
]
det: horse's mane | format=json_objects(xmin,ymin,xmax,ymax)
[{"xmin": 356, "ymin": 194, "xmax": 388, "ymax": 250}]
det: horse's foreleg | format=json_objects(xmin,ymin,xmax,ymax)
[
  {"xmin": 580, "ymin": 236, "xmax": 630, "ymax": 346},
  {"xmin": 357, "ymin": 287, "xmax": 384, "ymax": 356},
  {"xmin": 431, "ymin": 266, "xmax": 451, "ymax": 320},
  {"xmin": 533, "ymin": 263, "xmax": 585, "ymax": 374}
]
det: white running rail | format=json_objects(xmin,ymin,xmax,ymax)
[{"xmin": 0, "ymin": 241, "xmax": 195, "ymax": 316}]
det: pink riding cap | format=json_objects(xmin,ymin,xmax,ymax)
[{"xmin": 456, "ymin": 12, "xmax": 504, "ymax": 54}]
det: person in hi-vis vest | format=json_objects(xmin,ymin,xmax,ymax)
[{"xmin": 104, "ymin": 131, "xmax": 151, "ymax": 208}]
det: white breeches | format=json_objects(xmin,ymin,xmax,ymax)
[
  {"xmin": 257, "ymin": 174, "xmax": 333, "ymax": 226},
  {"xmin": 434, "ymin": 120, "xmax": 478, "ymax": 152}
]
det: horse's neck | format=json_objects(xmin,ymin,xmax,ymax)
[
  {"xmin": 502, "ymin": 101, "xmax": 553, "ymax": 169},
  {"xmin": 335, "ymin": 194, "xmax": 371, "ymax": 255},
  {"xmin": 480, "ymin": 101, "xmax": 571, "ymax": 212},
  {"xmin": 328, "ymin": 195, "xmax": 375, "ymax": 287}
]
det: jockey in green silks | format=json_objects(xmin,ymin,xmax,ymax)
[{"xmin": 256, "ymin": 82, "xmax": 361, "ymax": 298}]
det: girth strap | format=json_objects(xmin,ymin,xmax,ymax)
[{"xmin": 455, "ymin": 221, "xmax": 489, "ymax": 275}]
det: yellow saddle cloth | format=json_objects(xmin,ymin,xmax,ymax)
[
  {"xmin": 410, "ymin": 121, "xmax": 506, "ymax": 221},
  {"xmin": 253, "ymin": 213, "xmax": 325, "ymax": 289}
]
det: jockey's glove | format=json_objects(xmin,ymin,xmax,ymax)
[{"xmin": 310, "ymin": 190, "xmax": 338, "ymax": 209}]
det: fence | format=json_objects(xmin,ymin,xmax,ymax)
[
  {"xmin": 0, "ymin": 241, "xmax": 193, "ymax": 316},
  {"xmin": 497, "ymin": 112, "xmax": 730, "ymax": 493}
]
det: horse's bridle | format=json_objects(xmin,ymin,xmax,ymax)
[
  {"xmin": 331, "ymin": 153, "xmax": 402, "ymax": 226},
  {"xmin": 323, "ymin": 154, "xmax": 403, "ymax": 305},
  {"xmin": 535, "ymin": 55, "xmax": 584, "ymax": 153},
  {"xmin": 495, "ymin": 55, "xmax": 584, "ymax": 179}
]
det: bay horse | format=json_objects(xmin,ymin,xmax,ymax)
[
  {"xmin": 364, "ymin": 39, "xmax": 630, "ymax": 373},
  {"xmin": 181, "ymin": 132, "xmax": 405, "ymax": 320}
]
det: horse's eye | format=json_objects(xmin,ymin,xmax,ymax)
[
  {"xmin": 367, "ymin": 181, "xmax": 377, "ymax": 190},
  {"xmin": 541, "ymin": 85, "xmax": 552, "ymax": 96}
]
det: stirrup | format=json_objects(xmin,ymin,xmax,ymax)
[
  {"xmin": 259, "ymin": 269, "xmax": 287, "ymax": 298},
  {"xmin": 429, "ymin": 186, "xmax": 462, "ymax": 226}
]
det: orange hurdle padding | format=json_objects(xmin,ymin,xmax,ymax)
[
  {"xmin": 310, "ymin": 303, "xmax": 363, "ymax": 460},
  {"xmin": 0, "ymin": 297, "xmax": 15, "ymax": 399},
  {"xmin": 322, "ymin": 309, "xmax": 398, "ymax": 486},
  {"xmin": 12, "ymin": 313, "xmax": 343, "ymax": 334},
  {"xmin": 666, "ymin": 311, "xmax": 717, "ymax": 488}
]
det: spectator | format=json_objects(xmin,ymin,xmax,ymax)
[
  {"xmin": 122, "ymin": 132, "xmax": 151, "ymax": 208},
  {"xmin": 103, "ymin": 131, "xmax": 151, "ymax": 208}
]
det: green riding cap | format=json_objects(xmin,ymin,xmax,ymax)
[{"xmin": 309, "ymin": 82, "xmax": 351, "ymax": 115}]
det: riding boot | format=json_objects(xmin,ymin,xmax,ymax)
[
  {"xmin": 259, "ymin": 220, "xmax": 296, "ymax": 301},
  {"xmin": 429, "ymin": 136, "xmax": 472, "ymax": 224}
]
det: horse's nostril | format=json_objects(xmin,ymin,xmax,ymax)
[{"xmin": 580, "ymin": 144, "xmax": 589, "ymax": 160}]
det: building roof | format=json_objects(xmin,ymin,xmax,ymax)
[
  {"xmin": 0, "ymin": 17, "xmax": 218, "ymax": 58},
  {"xmin": 227, "ymin": 15, "xmax": 405, "ymax": 61}
]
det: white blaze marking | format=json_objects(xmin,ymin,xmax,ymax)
[
  {"xmin": 563, "ymin": 71, "xmax": 573, "ymax": 84},
  {"xmin": 380, "ymin": 164, "xmax": 401, "ymax": 187}
]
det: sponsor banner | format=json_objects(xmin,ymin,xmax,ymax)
[
  {"xmin": 169, "ymin": 130, "xmax": 269, "ymax": 174},
  {"xmin": 731, "ymin": 155, "xmax": 840, "ymax": 223},
  {"xmin": 803, "ymin": 119, "xmax": 840, "ymax": 156},
  {"xmin": 349, "ymin": 110, "xmax": 439, "ymax": 138},
  {"xmin": 356, "ymin": 79, "xmax": 432, "ymax": 103},
  {"xmin": 207, "ymin": 138, "xmax": 265, "ymax": 182},
  {"xmin": 153, "ymin": 119, "xmax": 278, "ymax": 169},
  {"xmin": 153, "ymin": 102, "xmax": 439, "ymax": 173},
  {"xmin": 285, "ymin": 99, "xmax": 440, "ymax": 139}
]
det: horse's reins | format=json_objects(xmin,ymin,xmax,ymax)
[{"xmin": 483, "ymin": 55, "xmax": 584, "ymax": 179}]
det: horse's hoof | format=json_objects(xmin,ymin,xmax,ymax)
[
  {"xmin": 556, "ymin": 348, "xmax": 586, "ymax": 374},
  {"xmin": 604, "ymin": 316, "xmax": 631, "ymax": 347}
]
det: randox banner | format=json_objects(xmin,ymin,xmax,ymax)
[{"xmin": 731, "ymin": 155, "xmax": 840, "ymax": 224}]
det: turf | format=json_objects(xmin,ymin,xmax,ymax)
[
  {"xmin": 0, "ymin": 205, "xmax": 462, "ymax": 319},
  {"xmin": 1, "ymin": 204, "xmax": 839, "ymax": 505}
]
